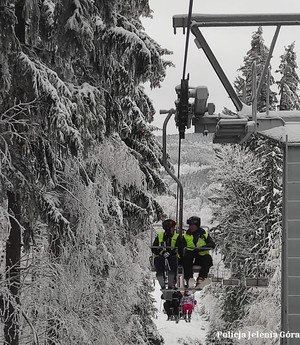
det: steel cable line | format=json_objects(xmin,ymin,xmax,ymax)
[
  {"xmin": 176, "ymin": 0, "xmax": 193, "ymax": 225},
  {"xmin": 182, "ymin": 0, "xmax": 194, "ymax": 80}
]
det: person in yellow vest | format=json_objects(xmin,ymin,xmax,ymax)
[
  {"xmin": 182, "ymin": 216, "xmax": 215, "ymax": 287},
  {"xmin": 151, "ymin": 219, "xmax": 181, "ymax": 289}
]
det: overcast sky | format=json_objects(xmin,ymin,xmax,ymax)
[{"xmin": 142, "ymin": 0, "xmax": 300, "ymax": 134}]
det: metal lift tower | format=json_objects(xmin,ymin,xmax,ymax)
[{"xmin": 172, "ymin": 13, "xmax": 300, "ymax": 344}]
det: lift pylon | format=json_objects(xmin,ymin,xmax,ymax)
[{"xmin": 170, "ymin": 11, "xmax": 300, "ymax": 344}]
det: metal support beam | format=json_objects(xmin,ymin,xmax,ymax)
[
  {"xmin": 191, "ymin": 26, "xmax": 243, "ymax": 112},
  {"xmin": 266, "ymin": 68, "xmax": 271, "ymax": 115},
  {"xmin": 282, "ymin": 141, "xmax": 300, "ymax": 345},
  {"xmin": 161, "ymin": 109, "xmax": 184, "ymax": 236},
  {"xmin": 192, "ymin": 114, "xmax": 286, "ymax": 138},
  {"xmin": 173, "ymin": 13, "xmax": 300, "ymax": 29},
  {"xmin": 256, "ymin": 25, "xmax": 281, "ymax": 100},
  {"xmin": 239, "ymin": 121, "xmax": 256, "ymax": 144},
  {"xmin": 282, "ymin": 137, "xmax": 288, "ymax": 345},
  {"xmin": 252, "ymin": 61, "xmax": 258, "ymax": 123}
]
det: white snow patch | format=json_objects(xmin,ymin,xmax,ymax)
[
  {"xmin": 260, "ymin": 122, "xmax": 300, "ymax": 143},
  {"xmin": 97, "ymin": 135, "xmax": 146, "ymax": 189},
  {"xmin": 258, "ymin": 110, "xmax": 300, "ymax": 118}
]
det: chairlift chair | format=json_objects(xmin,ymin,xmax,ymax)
[
  {"xmin": 222, "ymin": 248, "xmax": 241, "ymax": 287},
  {"xmin": 178, "ymin": 246, "xmax": 215, "ymax": 291},
  {"xmin": 209, "ymin": 256, "xmax": 224, "ymax": 283},
  {"xmin": 182, "ymin": 246, "xmax": 215, "ymax": 273},
  {"xmin": 245, "ymin": 277, "xmax": 268, "ymax": 287},
  {"xmin": 244, "ymin": 254, "xmax": 269, "ymax": 288},
  {"xmin": 161, "ymin": 289, "xmax": 178, "ymax": 301},
  {"xmin": 222, "ymin": 278, "xmax": 241, "ymax": 286},
  {"xmin": 244, "ymin": 227, "xmax": 269, "ymax": 288},
  {"xmin": 150, "ymin": 244, "xmax": 185, "ymax": 299}
]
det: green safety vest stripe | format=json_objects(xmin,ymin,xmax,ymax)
[
  {"xmin": 184, "ymin": 231, "xmax": 209, "ymax": 256},
  {"xmin": 153, "ymin": 232, "xmax": 179, "ymax": 258}
]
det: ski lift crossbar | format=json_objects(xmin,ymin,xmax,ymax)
[
  {"xmin": 182, "ymin": 246, "xmax": 214, "ymax": 256},
  {"xmin": 173, "ymin": 13, "xmax": 300, "ymax": 29},
  {"xmin": 151, "ymin": 246, "xmax": 179, "ymax": 250}
]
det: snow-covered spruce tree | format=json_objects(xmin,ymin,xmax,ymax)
[
  {"xmin": 206, "ymin": 139, "xmax": 283, "ymax": 344},
  {"xmin": 276, "ymin": 42, "xmax": 300, "ymax": 110},
  {"xmin": 0, "ymin": 1, "xmax": 171, "ymax": 344},
  {"xmin": 234, "ymin": 27, "xmax": 277, "ymax": 112},
  {"xmin": 205, "ymin": 145, "xmax": 263, "ymax": 344},
  {"xmin": 236, "ymin": 135, "xmax": 283, "ymax": 344}
]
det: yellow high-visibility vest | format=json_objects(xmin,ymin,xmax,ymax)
[
  {"xmin": 184, "ymin": 231, "xmax": 209, "ymax": 256},
  {"xmin": 154, "ymin": 232, "xmax": 179, "ymax": 258}
]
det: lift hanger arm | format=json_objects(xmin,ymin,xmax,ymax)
[{"xmin": 161, "ymin": 109, "xmax": 184, "ymax": 236}]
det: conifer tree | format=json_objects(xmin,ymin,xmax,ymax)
[
  {"xmin": 0, "ymin": 1, "xmax": 170, "ymax": 344},
  {"xmin": 206, "ymin": 137, "xmax": 283, "ymax": 344},
  {"xmin": 276, "ymin": 42, "xmax": 300, "ymax": 110},
  {"xmin": 234, "ymin": 27, "xmax": 277, "ymax": 112}
]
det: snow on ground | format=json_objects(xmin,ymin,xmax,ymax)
[{"xmin": 151, "ymin": 280, "xmax": 208, "ymax": 345}]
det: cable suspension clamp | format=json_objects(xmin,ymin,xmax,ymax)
[{"xmin": 175, "ymin": 78, "xmax": 190, "ymax": 139}]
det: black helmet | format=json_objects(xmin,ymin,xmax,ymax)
[
  {"xmin": 187, "ymin": 216, "xmax": 201, "ymax": 228},
  {"xmin": 162, "ymin": 219, "xmax": 176, "ymax": 231}
]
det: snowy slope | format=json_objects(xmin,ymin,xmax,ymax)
[{"xmin": 152, "ymin": 281, "xmax": 208, "ymax": 345}]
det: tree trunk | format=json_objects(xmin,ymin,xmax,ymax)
[
  {"xmin": 15, "ymin": 0, "xmax": 26, "ymax": 44},
  {"xmin": 46, "ymin": 234, "xmax": 61, "ymax": 344},
  {"xmin": 5, "ymin": 191, "xmax": 21, "ymax": 345}
]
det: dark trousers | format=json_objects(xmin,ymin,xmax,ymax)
[
  {"xmin": 154, "ymin": 255, "xmax": 178, "ymax": 288},
  {"xmin": 164, "ymin": 299, "xmax": 180, "ymax": 317},
  {"xmin": 183, "ymin": 253, "xmax": 213, "ymax": 281}
]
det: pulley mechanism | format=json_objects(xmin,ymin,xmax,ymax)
[
  {"xmin": 175, "ymin": 78, "xmax": 190, "ymax": 139},
  {"xmin": 175, "ymin": 82, "xmax": 215, "ymax": 138}
]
